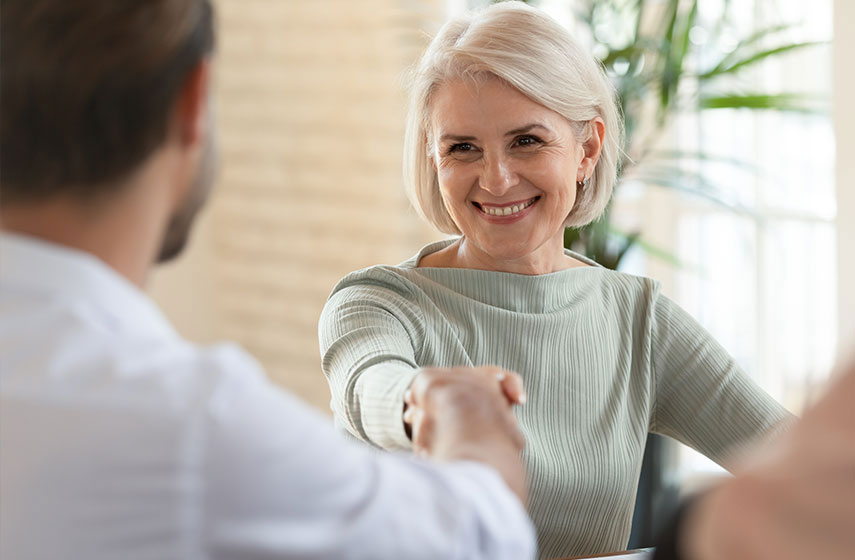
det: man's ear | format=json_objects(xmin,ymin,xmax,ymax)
[{"xmin": 175, "ymin": 58, "xmax": 212, "ymax": 148}]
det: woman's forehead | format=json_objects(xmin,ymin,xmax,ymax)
[{"xmin": 429, "ymin": 77, "xmax": 563, "ymax": 138}]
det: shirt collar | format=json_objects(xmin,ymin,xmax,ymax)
[{"xmin": 0, "ymin": 232, "xmax": 178, "ymax": 340}]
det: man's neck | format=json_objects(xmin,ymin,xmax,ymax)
[{"xmin": 1, "ymin": 183, "xmax": 171, "ymax": 288}]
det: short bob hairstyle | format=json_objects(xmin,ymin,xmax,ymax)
[{"xmin": 403, "ymin": 1, "xmax": 624, "ymax": 234}]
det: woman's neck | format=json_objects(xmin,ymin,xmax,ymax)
[{"xmin": 419, "ymin": 237, "xmax": 587, "ymax": 275}]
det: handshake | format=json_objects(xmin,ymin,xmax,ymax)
[{"xmin": 402, "ymin": 366, "xmax": 529, "ymax": 503}]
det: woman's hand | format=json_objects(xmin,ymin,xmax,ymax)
[
  {"xmin": 403, "ymin": 366, "xmax": 526, "ymax": 450},
  {"xmin": 402, "ymin": 366, "xmax": 528, "ymax": 503}
]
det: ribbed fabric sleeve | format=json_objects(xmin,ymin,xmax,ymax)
[
  {"xmin": 318, "ymin": 239, "xmax": 793, "ymax": 559},
  {"xmin": 649, "ymin": 298, "xmax": 793, "ymax": 464},
  {"xmin": 320, "ymin": 277, "xmax": 425, "ymax": 449}
]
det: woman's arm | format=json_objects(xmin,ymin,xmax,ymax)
[
  {"xmin": 650, "ymin": 294, "xmax": 794, "ymax": 466},
  {"xmin": 653, "ymin": 359, "xmax": 855, "ymax": 560},
  {"xmin": 319, "ymin": 280, "xmax": 425, "ymax": 450}
]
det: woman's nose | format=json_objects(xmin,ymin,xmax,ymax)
[{"xmin": 479, "ymin": 154, "xmax": 517, "ymax": 196}]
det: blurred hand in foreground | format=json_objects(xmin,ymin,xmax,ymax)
[{"xmin": 682, "ymin": 359, "xmax": 855, "ymax": 560}]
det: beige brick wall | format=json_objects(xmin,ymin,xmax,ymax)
[{"xmin": 149, "ymin": 0, "xmax": 442, "ymax": 411}]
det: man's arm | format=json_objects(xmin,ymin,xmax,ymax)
[{"xmin": 202, "ymin": 346, "xmax": 535, "ymax": 560}]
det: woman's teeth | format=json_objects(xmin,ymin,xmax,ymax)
[{"xmin": 481, "ymin": 198, "xmax": 536, "ymax": 216}]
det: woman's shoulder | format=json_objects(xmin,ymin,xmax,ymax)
[
  {"xmin": 569, "ymin": 252, "xmax": 665, "ymax": 307},
  {"xmin": 599, "ymin": 267, "xmax": 661, "ymax": 295},
  {"xmin": 327, "ymin": 239, "xmax": 457, "ymax": 297},
  {"xmin": 327, "ymin": 262, "xmax": 421, "ymax": 301}
]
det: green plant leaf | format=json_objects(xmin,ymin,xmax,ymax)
[
  {"xmin": 614, "ymin": 230, "xmax": 641, "ymax": 266},
  {"xmin": 630, "ymin": 167, "xmax": 759, "ymax": 216},
  {"xmin": 716, "ymin": 23, "xmax": 794, "ymax": 61},
  {"xmin": 643, "ymin": 150, "xmax": 763, "ymax": 174},
  {"xmin": 607, "ymin": 226, "xmax": 704, "ymax": 273},
  {"xmin": 698, "ymin": 93, "xmax": 827, "ymax": 113},
  {"xmin": 602, "ymin": 45, "xmax": 644, "ymax": 68},
  {"xmin": 699, "ymin": 41, "xmax": 824, "ymax": 79},
  {"xmin": 657, "ymin": 0, "xmax": 698, "ymax": 125},
  {"xmin": 657, "ymin": 0, "xmax": 681, "ymax": 114}
]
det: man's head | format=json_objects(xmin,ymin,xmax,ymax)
[{"xmin": 0, "ymin": 0, "xmax": 217, "ymax": 263}]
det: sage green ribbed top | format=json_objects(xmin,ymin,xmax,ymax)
[{"xmin": 319, "ymin": 239, "xmax": 791, "ymax": 559}]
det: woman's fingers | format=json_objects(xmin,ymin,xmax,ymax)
[
  {"xmin": 402, "ymin": 404, "xmax": 416, "ymax": 425},
  {"xmin": 408, "ymin": 366, "xmax": 527, "ymax": 408},
  {"xmin": 404, "ymin": 366, "xmax": 527, "ymax": 456},
  {"xmin": 488, "ymin": 368, "xmax": 527, "ymax": 405},
  {"xmin": 409, "ymin": 406, "xmax": 432, "ymax": 451}
]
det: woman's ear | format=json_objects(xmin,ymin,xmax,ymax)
[{"xmin": 581, "ymin": 117, "xmax": 605, "ymax": 177}]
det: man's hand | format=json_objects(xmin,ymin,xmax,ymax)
[
  {"xmin": 682, "ymin": 360, "xmax": 855, "ymax": 560},
  {"xmin": 402, "ymin": 366, "xmax": 528, "ymax": 504}
]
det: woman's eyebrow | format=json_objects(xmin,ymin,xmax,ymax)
[
  {"xmin": 505, "ymin": 123, "xmax": 551, "ymax": 136},
  {"xmin": 438, "ymin": 123, "xmax": 551, "ymax": 143},
  {"xmin": 439, "ymin": 133, "xmax": 477, "ymax": 143}
]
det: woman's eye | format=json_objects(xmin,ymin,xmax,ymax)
[
  {"xmin": 446, "ymin": 143, "xmax": 480, "ymax": 161},
  {"xmin": 448, "ymin": 142, "xmax": 474, "ymax": 153},
  {"xmin": 515, "ymin": 135, "xmax": 542, "ymax": 148}
]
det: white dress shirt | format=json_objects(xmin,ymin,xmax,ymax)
[{"xmin": 0, "ymin": 233, "xmax": 535, "ymax": 560}]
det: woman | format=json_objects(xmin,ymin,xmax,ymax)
[{"xmin": 319, "ymin": 2, "xmax": 792, "ymax": 558}]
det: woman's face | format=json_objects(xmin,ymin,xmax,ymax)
[{"xmin": 429, "ymin": 77, "xmax": 593, "ymax": 271}]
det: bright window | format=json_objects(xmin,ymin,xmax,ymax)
[{"xmin": 621, "ymin": 0, "xmax": 834, "ymax": 482}]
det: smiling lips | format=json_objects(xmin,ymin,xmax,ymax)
[{"xmin": 474, "ymin": 196, "xmax": 539, "ymax": 217}]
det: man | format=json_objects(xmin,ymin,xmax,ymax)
[
  {"xmin": 654, "ymin": 359, "xmax": 855, "ymax": 560},
  {"xmin": 0, "ymin": 1, "xmax": 535, "ymax": 558}
]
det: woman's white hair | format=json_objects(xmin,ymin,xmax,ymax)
[{"xmin": 403, "ymin": 0, "xmax": 624, "ymax": 234}]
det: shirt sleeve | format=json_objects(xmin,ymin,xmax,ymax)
[
  {"xmin": 202, "ymin": 346, "xmax": 536, "ymax": 560},
  {"xmin": 649, "ymin": 294, "xmax": 794, "ymax": 465},
  {"xmin": 318, "ymin": 277, "xmax": 425, "ymax": 450}
]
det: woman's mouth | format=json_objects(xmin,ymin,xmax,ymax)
[{"xmin": 473, "ymin": 196, "xmax": 539, "ymax": 217}]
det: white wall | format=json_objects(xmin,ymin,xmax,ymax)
[{"xmin": 834, "ymin": 0, "xmax": 855, "ymax": 358}]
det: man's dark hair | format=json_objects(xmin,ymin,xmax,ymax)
[{"xmin": 0, "ymin": 0, "xmax": 215, "ymax": 202}]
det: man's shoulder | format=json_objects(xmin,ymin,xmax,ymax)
[
  {"xmin": 0, "ymin": 316, "xmax": 268, "ymax": 417},
  {"xmin": 104, "ymin": 338, "xmax": 269, "ymax": 413}
]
